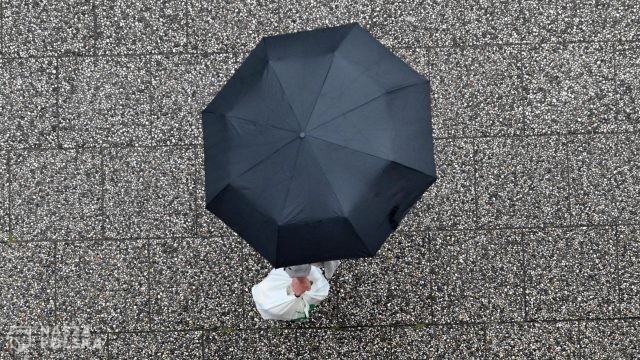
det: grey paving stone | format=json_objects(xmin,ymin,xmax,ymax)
[
  {"xmin": 149, "ymin": 237, "xmax": 244, "ymax": 330},
  {"xmin": 428, "ymin": 45, "xmax": 524, "ymax": 138},
  {"xmin": 0, "ymin": 58, "xmax": 58, "ymax": 150},
  {"xmin": 614, "ymin": 43, "xmax": 640, "ymax": 132},
  {"xmin": 390, "ymin": 325, "xmax": 488, "ymax": 358},
  {"xmin": 103, "ymin": 146, "xmax": 196, "ymax": 239},
  {"xmin": 0, "ymin": 151, "xmax": 7, "ymax": 241},
  {"xmin": 58, "ymin": 56, "xmax": 155, "ymax": 148},
  {"xmin": 451, "ymin": 0, "xmax": 521, "ymax": 45},
  {"xmin": 203, "ymin": 330, "xmax": 244, "ymax": 360},
  {"xmin": 1, "ymin": 326, "xmax": 107, "ymax": 359},
  {"xmin": 428, "ymin": 325, "xmax": 488, "ymax": 358},
  {"xmin": 295, "ymin": 328, "xmax": 339, "ymax": 358},
  {"xmin": 485, "ymin": 322, "xmax": 581, "ymax": 358},
  {"xmin": 524, "ymin": 227, "xmax": 618, "ymax": 320},
  {"xmin": 556, "ymin": 1, "xmax": 610, "ymax": 42},
  {"xmin": 476, "ymin": 136, "xmax": 571, "ymax": 228},
  {"xmin": 522, "ymin": 43, "xmax": 619, "ymax": 135},
  {"xmin": 94, "ymin": 0, "xmax": 188, "ymax": 55},
  {"xmin": 555, "ymin": 0, "xmax": 640, "ymax": 42},
  {"xmin": 370, "ymin": 0, "xmax": 461, "ymax": 48},
  {"xmin": 0, "ymin": 242, "xmax": 56, "ymax": 334},
  {"xmin": 431, "ymin": 230, "xmax": 524, "ymax": 323},
  {"xmin": 402, "ymin": 138, "xmax": 476, "ymax": 231},
  {"xmin": 2, "ymin": 0, "xmax": 95, "ymax": 57},
  {"xmin": 195, "ymin": 145, "xmax": 237, "ymax": 238},
  {"xmin": 237, "ymin": 329, "xmax": 299, "ymax": 360},
  {"xmin": 56, "ymin": 240, "xmax": 149, "ymax": 332},
  {"xmin": 618, "ymin": 226, "xmax": 640, "ymax": 317},
  {"xmin": 581, "ymin": 319, "xmax": 640, "ymax": 359},
  {"xmin": 241, "ymin": 243, "xmax": 340, "ymax": 329},
  {"xmin": 519, "ymin": 0, "xmax": 558, "ymax": 43},
  {"xmin": 148, "ymin": 53, "xmax": 245, "ymax": 146},
  {"xmin": 567, "ymin": 134, "xmax": 640, "ymax": 226},
  {"xmin": 264, "ymin": 0, "xmax": 373, "ymax": 35},
  {"xmin": 188, "ymin": 0, "xmax": 372, "ymax": 54},
  {"xmin": 109, "ymin": 331, "xmax": 202, "ymax": 359},
  {"xmin": 338, "ymin": 231, "xmax": 432, "ymax": 326},
  {"xmin": 10, "ymin": 149, "xmax": 103, "ymax": 242},
  {"xmin": 387, "ymin": 326, "xmax": 432, "ymax": 359},
  {"xmin": 608, "ymin": 1, "xmax": 640, "ymax": 42},
  {"xmin": 327, "ymin": 327, "xmax": 394, "ymax": 359}
]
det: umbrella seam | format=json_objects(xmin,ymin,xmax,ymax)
[
  {"xmin": 303, "ymin": 50, "xmax": 337, "ymax": 130},
  {"xmin": 263, "ymin": 37, "xmax": 304, "ymax": 131},
  {"xmin": 309, "ymin": 135, "xmax": 432, "ymax": 179},
  {"xmin": 202, "ymin": 111, "xmax": 298, "ymax": 135},
  {"xmin": 306, "ymin": 80, "xmax": 428, "ymax": 133},
  {"xmin": 306, "ymin": 139, "xmax": 374, "ymax": 256},
  {"xmin": 302, "ymin": 24, "xmax": 357, "ymax": 128}
]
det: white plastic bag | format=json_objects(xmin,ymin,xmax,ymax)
[{"xmin": 251, "ymin": 266, "xmax": 330, "ymax": 321}]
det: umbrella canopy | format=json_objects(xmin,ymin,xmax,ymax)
[{"xmin": 202, "ymin": 22, "xmax": 437, "ymax": 268}]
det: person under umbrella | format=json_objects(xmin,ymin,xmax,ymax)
[{"xmin": 284, "ymin": 260, "xmax": 341, "ymax": 297}]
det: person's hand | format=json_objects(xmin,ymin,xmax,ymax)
[{"xmin": 291, "ymin": 277, "xmax": 311, "ymax": 297}]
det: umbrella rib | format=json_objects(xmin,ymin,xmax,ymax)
[
  {"xmin": 266, "ymin": 61, "xmax": 302, "ymax": 131},
  {"xmin": 307, "ymin": 140, "xmax": 374, "ymax": 256},
  {"xmin": 309, "ymin": 134, "xmax": 425, "ymax": 176},
  {"xmin": 229, "ymin": 136, "xmax": 299, "ymax": 187},
  {"xmin": 306, "ymin": 81, "xmax": 427, "ymax": 133},
  {"xmin": 304, "ymin": 51, "xmax": 336, "ymax": 128},
  {"xmin": 222, "ymin": 113, "xmax": 298, "ymax": 134},
  {"xmin": 279, "ymin": 140, "xmax": 303, "ymax": 226}
]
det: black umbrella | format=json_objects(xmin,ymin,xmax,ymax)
[{"xmin": 202, "ymin": 23, "xmax": 436, "ymax": 268}]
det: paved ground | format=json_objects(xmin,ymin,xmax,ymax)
[{"xmin": 1, "ymin": 0, "xmax": 639, "ymax": 358}]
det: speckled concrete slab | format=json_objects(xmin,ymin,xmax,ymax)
[
  {"xmin": 147, "ymin": 53, "xmax": 244, "ymax": 146},
  {"xmin": 475, "ymin": 136, "xmax": 571, "ymax": 228},
  {"xmin": 149, "ymin": 236, "xmax": 244, "ymax": 330},
  {"xmin": 389, "ymin": 324, "xmax": 488, "ymax": 358},
  {"xmin": 0, "ymin": 58, "xmax": 58, "ymax": 150},
  {"xmin": 618, "ymin": 226, "xmax": 640, "ymax": 317},
  {"xmin": 323, "ymin": 326, "xmax": 395, "ymax": 359},
  {"xmin": 614, "ymin": 43, "xmax": 640, "ymax": 132},
  {"xmin": 0, "ymin": 151, "xmax": 7, "ymax": 241},
  {"xmin": 94, "ymin": 0, "xmax": 188, "ymax": 55},
  {"xmin": 524, "ymin": 227, "xmax": 619, "ymax": 320},
  {"xmin": 294, "ymin": 328, "xmax": 340, "ymax": 358},
  {"xmin": 428, "ymin": 45, "xmax": 525, "ymax": 138},
  {"xmin": 2, "ymin": 0, "xmax": 95, "ymax": 57},
  {"xmin": 10, "ymin": 148, "xmax": 103, "ymax": 242},
  {"xmin": 58, "ymin": 56, "xmax": 156, "ymax": 148},
  {"xmin": 581, "ymin": 319, "xmax": 640, "ymax": 358},
  {"xmin": 203, "ymin": 329, "xmax": 244, "ymax": 359},
  {"xmin": 56, "ymin": 240, "xmax": 150, "ymax": 332},
  {"xmin": 0, "ymin": 329, "xmax": 107, "ymax": 359},
  {"xmin": 522, "ymin": 42, "xmax": 618, "ymax": 135},
  {"xmin": 103, "ymin": 146, "xmax": 196, "ymax": 238},
  {"xmin": 369, "ymin": 0, "xmax": 462, "ymax": 48},
  {"xmin": 431, "ymin": 230, "xmax": 524, "ymax": 323},
  {"xmin": 237, "ymin": 328, "xmax": 300, "ymax": 360},
  {"xmin": 188, "ymin": 0, "xmax": 373, "ymax": 54},
  {"xmin": 337, "ymin": 231, "xmax": 432, "ymax": 326},
  {"xmin": 405, "ymin": 138, "xmax": 476, "ymax": 231},
  {"xmin": 109, "ymin": 331, "xmax": 203, "ymax": 359},
  {"xmin": 0, "ymin": 242, "xmax": 56, "ymax": 334},
  {"xmin": 485, "ymin": 321, "xmax": 581, "ymax": 358},
  {"xmin": 567, "ymin": 133, "xmax": 640, "ymax": 226}
]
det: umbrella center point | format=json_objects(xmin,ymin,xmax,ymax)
[{"xmin": 298, "ymin": 131, "xmax": 306, "ymax": 139}]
